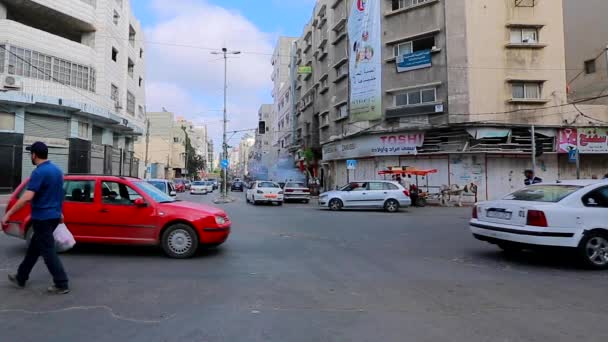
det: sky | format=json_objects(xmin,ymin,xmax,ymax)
[{"xmin": 130, "ymin": 0, "xmax": 315, "ymax": 152}]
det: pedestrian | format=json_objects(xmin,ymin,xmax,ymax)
[
  {"xmin": 524, "ymin": 169, "xmax": 543, "ymax": 186},
  {"xmin": 2, "ymin": 142, "xmax": 69, "ymax": 294}
]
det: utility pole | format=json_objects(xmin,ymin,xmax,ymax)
[
  {"xmin": 531, "ymin": 125, "xmax": 537, "ymax": 174},
  {"xmin": 212, "ymin": 47, "xmax": 241, "ymax": 199},
  {"xmin": 143, "ymin": 117, "xmax": 150, "ymax": 179}
]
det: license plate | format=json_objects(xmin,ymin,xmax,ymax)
[
  {"xmin": 265, "ymin": 194, "xmax": 278, "ymax": 199},
  {"xmin": 487, "ymin": 210, "xmax": 512, "ymax": 220}
]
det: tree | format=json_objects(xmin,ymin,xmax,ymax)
[{"xmin": 182, "ymin": 127, "xmax": 206, "ymax": 180}]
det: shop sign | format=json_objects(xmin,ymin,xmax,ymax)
[
  {"xmin": 558, "ymin": 128, "xmax": 608, "ymax": 154},
  {"xmin": 322, "ymin": 133, "xmax": 424, "ymax": 161}
]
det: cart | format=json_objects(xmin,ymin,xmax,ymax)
[{"xmin": 378, "ymin": 167, "xmax": 439, "ymax": 207}]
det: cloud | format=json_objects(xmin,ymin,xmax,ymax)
[{"xmin": 144, "ymin": 0, "xmax": 274, "ymax": 147}]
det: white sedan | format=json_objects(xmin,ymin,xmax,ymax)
[
  {"xmin": 246, "ymin": 181, "xmax": 284, "ymax": 205},
  {"xmin": 190, "ymin": 181, "xmax": 213, "ymax": 195},
  {"xmin": 470, "ymin": 179, "xmax": 608, "ymax": 269}
]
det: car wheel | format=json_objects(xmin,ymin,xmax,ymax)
[
  {"xmin": 578, "ymin": 231, "xmax": 608, "ymax": 270},
  {"xmin": 329, "ymin": 199, "xmax": 343, "ymax": 211},
  {"xmin": 161, "ymin": 224, "xmax": 199, "ymax": 259},
  {"xmin": 384, "ymin": 199, "xmax": 400, "ymax": 213}
]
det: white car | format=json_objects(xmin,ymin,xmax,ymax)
[
  {"xmin": 318, "ymin": 181, "xmax": 411, "ymax": 213},
  {"xmin": 470, "ymin": 180, "xmax": 608, "ymax": 269},
  {"xmin": 246, "ymin": 181, "xmax": 284, "ymax": 205},
  {"xmin": 283, "ymin": 181, "xmax": 311, "ymax": 203},
  {"xmin": 190, "ymin": 181, "xmax": 213, "ymax": 195}
]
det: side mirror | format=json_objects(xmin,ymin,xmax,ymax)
[
  {"xmin": 134, "ymin": 198, "xmax": 147, "ymax": 207},
  {"xmin": 170, "ymin": 191, "xmax": 177, "ymax": 197}
]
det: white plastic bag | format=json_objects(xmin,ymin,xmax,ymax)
[{"xmin": 53, "ymin": 223, "xmax": 76, "ymax": 252}]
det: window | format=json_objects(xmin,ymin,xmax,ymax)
[
  {"xmin": 0, "ymin": 45, "xmax": 5, "ymax": 73},
  {"xmin": 337, "ymin": 104, "xmax": 348, "ymax": 119},
  {"xmin": 585, "ymin": 59, "xmax": 597, "ymax": 74},
  {"xmin": 369, "ymin": 182, "xmax": 385, "ymax": 191},
  {"xmin": 510, "ymin": 27, "xmax": 539, "ymax": 44},
  {"xmin": 138, "ymin": 105, "xmax": 145, "ymax": 119},
  {"xmin": 582, "ymin": 187, "xmax": 608, "ymax": 208},
  {"xmin": 112, "ymin": 47, "xmax": 118, "ymax": 62},
  {"xmin": 139, "ymin": 48, "xmax": 144, "ymax": 59},
  {"xmin": 321, "ymin": 78, "xmax": 329, "ymax": 89},
  {"xmin": 127, "ymin": 58, "xmax": 134, "ymax": 77},
  {"xmin": 173, "ymin": 137, "xmax": 180, "ymax": 143},
  {"xmin": 126, "ymin": 91, "xmax": 135, "ymax": 115},
  {"xmin": 384, "ymin": 182, "xmax": 400, "ymax": 190},
  {"xmin": 129, "ymin": 25, "xmax": 136, "ymax": 47},
  {"xmin": 342, "ymin": 182, "xmax": 367, "ymax": 192},
  {"xmin": 113, "ymin": 10, "xmax": 120, "ymax": 25},
  {"xmin": 395, "ymin": 88, "xmax": 436, "ymax": 106},
  {"xmin": 102, "ymin": 181, "xmax": 142, "ymax": 205},
  {"xmin": 111, "ymin": 84, "xmax": 119, "ymax": 102},
  {"xmin": 336, "ymin": 63, "xmax": 348, "ymax": 78},
  {"xmin": 78, "ymin": 122, "xmax": 89, "ymax": 139},
  {"xmin": 64, "ymin": 181, "xmax": 95, "ymax": 203},
  {"xmin": 0, "ymin": 112, "xmax": 16, "ymax": 131},
  {"xmin": 139, "ymin": 77, "xmax": 143, "ymax": 87},
  {"xmin": 392, "ymin": 0, "xmax": 430, "ymax": 11},
  {"xmin": 512, "ymin": 82, "xmax": 541, "ymax": 100},
  {"xmin": 393, "ymin": 36, "xmax": 435, "ymax": 57},
  {"xmin": 503, "ymin": 185, "xmax": 582, "ymax": 203},
  {"xmin": 321, "ymin": 113, "xmax": 329, "ymax": 126}
]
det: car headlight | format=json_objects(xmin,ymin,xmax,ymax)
[{"xmin": 215, "ymin": 216, "xmax": 226, "ymax": 225}]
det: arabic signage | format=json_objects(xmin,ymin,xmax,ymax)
[
  {"xmin": 348, "ymin": 0, "xmax": 382, "ymax": 122},
  {"xmin": 297, "ymin": 66, "xmax": 312, "ymax": 75},
  {"xmin": 558, "ymin": 128, "xmax": 608, "ymax": 154},
  {"xmin": 322, "ymin": 133, "xmax": 425, "ymax": 161},
  {"xmin": 397, "ymin": 50, "xmax": 432, "ymax": 73}
]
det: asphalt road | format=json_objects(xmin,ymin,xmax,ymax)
[{"xmin": 1, "ymin": 192, "xmax": 607, "ymax": 342}]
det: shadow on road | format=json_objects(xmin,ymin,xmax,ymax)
[{"xmin": 470, "ymin": 248, "xmax": 594, "ymax": 272}]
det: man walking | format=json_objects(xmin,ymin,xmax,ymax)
[
  {"xmin": 2, "ymin": 142, "xmax": 69, "ymax": 294},
  {"xmin": 524, "ymin": 169, "xmax": 543, "ymax": 186}
]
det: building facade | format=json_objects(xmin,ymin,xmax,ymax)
[
  {"xmin": 280, "ymin": 0, "xmax": 608, "ymax": 200},
  {"xmin": 0, "ymin": 0, "xmax": 146, "ymax": 192}
]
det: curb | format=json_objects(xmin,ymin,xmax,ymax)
[{"xmin": 212, "ymin": 196, "xmax": 237, "ymax": 204}]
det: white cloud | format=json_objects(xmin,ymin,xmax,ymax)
[{"xmin": 144, "ymin": 0, "xmax": 274, "ymax": 146}]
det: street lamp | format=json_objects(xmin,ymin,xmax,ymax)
[{"xmin": 211, "ymin": 47, "xmax": 241, "ymax": 199}]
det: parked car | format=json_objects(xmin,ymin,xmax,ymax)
[
  {"xmin": 146, "ymin": 179, "xmax": 177, "ymax": 197},
  {"xmin": 246, "ymin": 181, "xmax": 284, "ymax": 205},
  {"xmin": 284, "ymin": 182, "xmax": 310, "ymax": 203},
  {"xmin": 319, "ymin": 181, "xmax": 411, "ymax": 213},
  {"xmin": 190, "ymin": 181, "xmax": 213, "ymax": 195},
  {"xmin": 2, "ymin": 175, "xmax": 231, "ymax": 258},
  {"xmin": 208, "ymin": 179, "xmax": 219, "ymax": 190},
  {"xmin": 174, "ymin": 179, "xmax": 186, "ymax": 193},
  {"xmin": 231, "ymin": 181, "xmax": 245, "ymax": 192},
  {"xmin": 184, "ymin": 180, "xmax": 192, "ymax": 190},
  {"xmin": 470, "ymin": 180, "xmax": 608, "ymax": 269}
]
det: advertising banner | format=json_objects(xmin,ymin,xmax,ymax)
[
  {"xmin": 348, "ymin": 0, "xmax": 382, "ymax": 122},
  {"xmin": 397, "ymin": 50, "xmax": 432, "ymax": 73},
  {"xmin": 558, "ymin": 128, "xmax": 608, "ymax": 154},
  {"xmin": 322, "ymin": 133, "xmax": 425, "ymax": 161}
]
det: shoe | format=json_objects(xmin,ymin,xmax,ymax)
[
  {"xmin": 8, "ymin": 274, "xmax": 25, "ymax": 289},
  {"xmin": 47, "ymin": 285, "xmax": 70, "ymax": 295}
]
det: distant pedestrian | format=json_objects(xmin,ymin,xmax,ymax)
[
  {"xmin": 2, "ymin": 142, "xmax": 69, "ymax": 294},
  {"xmin": 524, "ymin": 169, "xmax": 543, "ymax": 186}
]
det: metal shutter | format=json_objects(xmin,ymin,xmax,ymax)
[
  {"xmin": 22, "ymin": 147, "xmax": 69, "ymax": 179},
  {"xmin": 90, "ymin": 144, "xmax": 104, "ymax": 174},
  {"xmin": 24, "ymin": 114, "xmax": 69, "ymax": 139}
]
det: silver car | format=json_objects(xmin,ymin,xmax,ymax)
[
  {"xmin": 146, "ymin": 179, "xmax": 177, "ymax": 197},
  {"xmin": 319, "ymin": 181, "xmax": 411, "ymax": 212},
  {"xmin": 283, "ymin": 182, "xmax": 311, "ymax": 203}
]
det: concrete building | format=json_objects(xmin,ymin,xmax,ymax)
[
  {"xmin": 271, "ymin": 37, "xmax": 297, "ymax": 161},
  {"xmin": 0, "ymin": 0, "xmax": 146, "ymax": 192},
  {"xmin": 134, "ymin": 111, "xmax": 185, "ymax": 180},
  {"xmin": 176, "ymin": 117, "xmax": 211, "ymax": 173},
  {"xmin": 283, "ymin": 0, "xmax": 608, "ymax": 200},
  {"xmin": 237, "ymin": 134, "xmax": 254, "ymax": 177}
]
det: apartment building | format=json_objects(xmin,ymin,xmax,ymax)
[
  {"xmin": 272, "ymin": 37, "xmax": 297, "ymax": 161},
  {"xmin": 134, "ymin": 111, "xmax": 185, "ymax": 180},
  {"xmin": 283, "ymin": 0, "xmax": 608, "ymax": 200},
  {"xmin": 176, "ymin": 117, "xmax": 211, "ymax": 173},
  {"xmin": 0, "ymin": 0, "xmax": 146, "ymax": 192}
]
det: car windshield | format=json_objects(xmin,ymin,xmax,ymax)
[
  {"xmin": 146, "ymin": 181, "xmax": 166, "ymax": 192},
  {"xmin": 503, "ymin": 185, "xmax": 583, "ymax": 203},
  {"xmin": 192, "ymin": 181, "xmax": 205, "ymax": 186},
  {"xmin": 134, "ymin": 181, "xmax": 176, "ymax": 203},
  {"xmin": 286, "ymin": 182, "xmax": 306, "ymax": 188},
  {"xmin": 259, "ymin": 182, "xmax": 280, "ymax": 188}
]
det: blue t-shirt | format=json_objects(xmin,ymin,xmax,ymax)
[{"xmin": 27, "ymin": 161, "xmax": 64, "ymax": 220}]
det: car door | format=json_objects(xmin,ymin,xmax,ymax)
[
  {"xmin": 95, "ymin": 180, "xmax": 158, "ymax": 243},
  {"xmin": 61, "ymin": 179, "xmax": 99, "ymax": 240},
  {"xmin": 367, "ymin": 182, "xmax": 388, "ymax": 207},
  {"xmin": 580, "ymin": 186, "xmax": 608, "ymax": 231},
  {"xmin": 342, "ymin": 182, "xmax": 369, "ymax": 207}
]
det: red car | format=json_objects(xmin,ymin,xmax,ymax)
[
  {"xmin": 173, "ymin": 179, "xmax": 186, "ymax": 193},
  {"xmin": 2, "ymin": 175, "xmax": 231, "ymax": 258}
]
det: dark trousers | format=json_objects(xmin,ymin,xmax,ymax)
[{"xmin": 16, "ymin": 219, "xmax": 69, "ymax": 289}]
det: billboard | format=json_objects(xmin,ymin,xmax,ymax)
[
  {"xmin": 397, "ymin": 50, "xmax": 432, "ymax": 73},
  {"xmin": 348, "ymin": 0, "xmax": 382, "ymax": 122},
  {"xmin": 322, "ymin": 133, "xmax": 425, "ymax": 161},
  {"xmin": 558, "ymin": 128, "xmax": 608, "ymax": 154}
]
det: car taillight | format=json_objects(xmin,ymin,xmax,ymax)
[
  {"xmin": 472, "ymin": 205, "xmax": 478, "ymax": 219},
  {"xmin": 285, "ymin": 189, "xmax": 294, "ymax": 193},
  {"xmin": 526, "ymin": 210, "xmax": 548, "ymax": 227},
  {"xmin": 403, "ymin": 190, "xmax": 410, "ymax": 197},
  {"xmin": 302, "ymin": 189, "xmax": 310, "ymax": 193}
]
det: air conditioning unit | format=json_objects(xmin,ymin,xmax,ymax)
[{"xmin": 2, "ymin": 75, "xmax": 23, "ymax": 90}]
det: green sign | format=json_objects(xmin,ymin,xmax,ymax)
[{"xmin": 298, "ymin": 66, "xmax": 312, "ymax": 74}]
